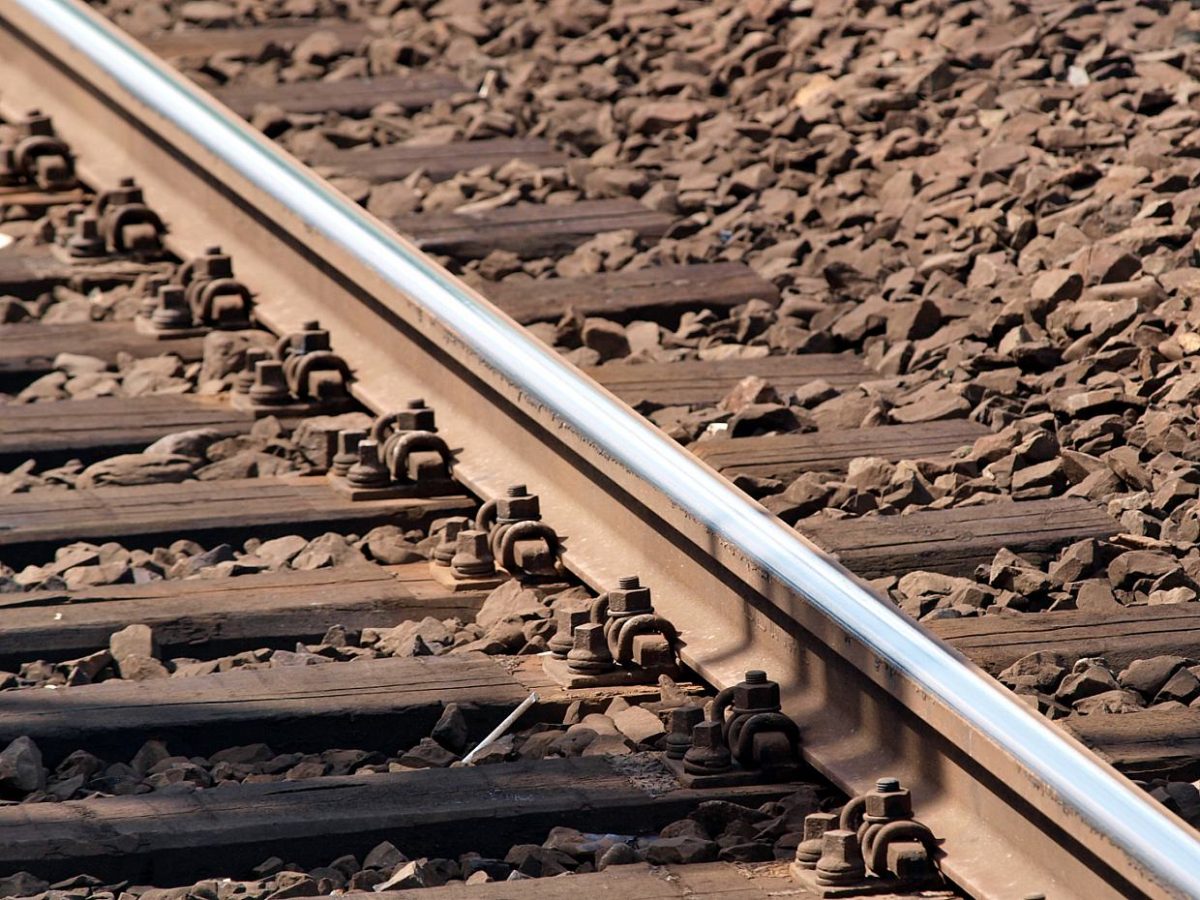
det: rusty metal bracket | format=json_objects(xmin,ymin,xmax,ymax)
[
  {"xmin": 0, "ymin": 109, "xmax": 75, "ymax": 190},
  {"xmin": 661, "ymin": 670, "xmax": 802, "ymax": 788},
  {"xmin": 178, "ymin": 245, "xmax": 253, "ymax": 327},
  {"xmin": 231, "ymin": 320, "xmax": 354, "ymax": 415},
  {"xmin": 791, "ymin": 777, "xmax": 944, "ymax": 897},
  {"xmin": 329, "ymin": 403, "xmax": 458, "ymax": 501},
  {"xmin": 544, "ymin": 574, "xmax": 680, "ymax": 689}
]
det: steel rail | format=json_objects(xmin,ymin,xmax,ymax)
[{"xmin": 2, "ymin": 2, "xmax": 1198, "ymax": 896}]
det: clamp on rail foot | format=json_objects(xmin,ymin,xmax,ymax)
[
  {"xmin": 660, "ymin": 670, "xmax": 802, "ymax": 787},
  {"xmin": 0, "ymin": 109, "xmax": 76, "ymax": 193},
  {"xmin": 790, "ymin": 777, "xmax": 942, "ymax": 897},
  {"xmin": 136, "ymin": 245, "xmax": 254, "ymax": 336},
  {"xmin": 543, "ymin": 575, "xmax": 680, "ymax": 688},
  {"xmin": 50, "ymin": 176, "xmax": 167, "ymax": 264},
  {"xmin": 328, "ymin": 400, "xmax": 458, "ymax": 501},
  {"xmin": 231, "ymin": 319, "xmax": 354, "ymax": 415},
  {"xmin": 428, "ymin": 484, "xmax": 568, "ymax": 591}
]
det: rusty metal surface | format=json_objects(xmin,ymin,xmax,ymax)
[{"xmin": 3, "ymin": 2, "xmax": 1199, "ymax": 897}]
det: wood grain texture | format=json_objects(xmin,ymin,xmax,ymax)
[
  {"xmin": 392, "ymin": 199, "xmax": 672, "ymax": 259},
  {"xmin": 0, "ymin": 653, "xmax": 525, "ymax": 763},
  {"xmin": 0, "ymin": 564, "xmax": 486, "ymax": 666},
  {"xmin": 931, "ymin": 604, "xmax": 1200, "ymax": 675},
  {"xmin": 0, "ymin": 756, "xmax": 789, "ymax": 883},
  {"xmin": 0, "ymin": 394, "xmax": 253, "ymax": 467},
  {"xmin": 311, "ymin": 138, "xmax": 567, "ymax": 183},
  {"xmin": 693, "ymin": 420, "xmax": 989, "ymax": 481},
  {"xmin": 0, "ymin": 476, "xmax": 473, "ymax": 561},
  {"xmin": 799, "ymin": 498, "xmax": 1118, "ymax": 579},
  {"xmin": 363, "ymin": 862, "xmax": 797, "ymax": 899},
  {"xmin": 213, "ymin": 73, "xmax": 464, "ymax": 117},
  {"xmin": 486, "ymin": 262, "xmax": 779, "ymax": 325},
  {"xmin": 586, "ymin": 354, "xmax": 869, "ymax": 407},
  {"xmin": 0, "ymin": 321, "xmax": 205, "ymax": 378},
  {"xmin": 1065, "ymin": 708, "xmax": 1200, "ymax": 781},
  {"xmin": 145, "ymin": 21, "xmax": 371, "ymax": 58}
]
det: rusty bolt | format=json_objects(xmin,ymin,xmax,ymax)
[
  {"xmin": 548, "ymin": 605, "xmax": 590, "ymax": 659},
  {"xmin": 235, "ymin": 348, "xmax": 272, "ymax": 395},
  {"xmin": 734, "ymin": 669, "xmax": 781, "ymax": 711},
  {"xmin": 66, "ymin": 213, "xmax": 106, "ymax": 258},
  {"xmin": 331, "ymin": 429, "xmax": 365, "ymax": 478},
  {"xmin": 815, "ymin": 830, "xmax": 866, "ymax": 886},
  {"xmin": 865, "ymin": 776, "xmax": 912, "ymax": 821},
  {"xmin": 451, "ymin": 529, "xmax": 495, "ymax": 577},
  {"xmin": 567, "ymin": 622, "xmax": 614, "ymax": 674},
  {"xmin": 138, "ymin": 274, "xmax": 170, "ymax": 318},
  {"xmin": 432, "ymin": 517, "xmax": 470, "ymax": 566},
  {"xmin": 794, "ymin": 812, "xmax": 839, "ymax": 870},
  {"xmin": 397, "ymin": 398, "xmax": 436, "ymax": 432},
  {"xmin": 665, "ymin": 704, "xmax": 704, "ymax": 760},
  {"xmin": 248, "ymin": 359, "xmax": 291, "ymax": 406},
  {"xmin": 607, "ymin": 574, "xmax": 653, "ymax": 616},
  {"xmin": 683, "ymin": 720, "xmax": 732, "ymax": 774},
  {"xmin": 193, "ymin": 247, "xmax": 233, "ymax": 280},
  {"xmin": 150, "ymin": 284, "xmax": 192, "ymax": 331},
  {"xmin": 497, "ymin": 483, "xmax": 540, "ymax": 522},
  {"xmin": 346, "ymin": 439, "xmax": 389, "ymax": 488},
  {"xmin": 295, "ymin": 328, "xmax": 331, "ymax": 355}
]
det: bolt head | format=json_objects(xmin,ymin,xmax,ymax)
[
  {"xmin": 668, "ymin": 704, "xmax": 703, "ymax": 735},
  {"xmin": 865, "ymin": 785, "xmax": 912, "ymax": 820},
  {"xmin": 690, "ymin": 720, "xmax": 724, "ymax": 750},
  {"xmin": 802, "ymin": 811, "xmax": 838, "ymax": 841},
  {"xmin": 607, "ymin": 585, "xmax": 652, "ymax": 614},
  {"xmin": 815, "ymin": 830, "xmax": 866, "ymax": 885},
  {"xmin": 498, "ymin": 494, "xmax": 539, "ymax": 521},
  {"xmin": 735, "ymin": 679, "xmax": 780, "ymax": 711}
]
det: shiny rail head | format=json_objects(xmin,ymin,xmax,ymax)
[{"xmin": 12, "ymin": 1, "xmax": 1200, "ymax": 896}]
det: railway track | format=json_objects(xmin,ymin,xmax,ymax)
[{"xmin": 2, "ymin": 0, "xmax": 1200, "ymax": 897}]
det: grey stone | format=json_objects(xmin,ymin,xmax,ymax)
[
  {"xmin": 110, "ymin": 623, "xmax": 159, "ymax": 662},
  {"xmin": 642, "ymin": 835, "xmax": 719, "ymax": 864},
  {"xmin": 1119, "ymin": 656, "xmax": 1190, "ymax": 697},
  {"xmin": 431, "ymin": 703, "xmax": 469, "ymax": 754},
  {"xmin": 143, "ymin": 428, "xmax": 222, "ymax": 461},
  {"xmin": 76, "ymin": 453, "xmax": 195, "ymax": 489},
  {"xmin": 0, "ymin": 737, "xmax": 45, "ymax": 796}
]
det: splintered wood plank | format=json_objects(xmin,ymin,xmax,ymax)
[
  {"xmin": 0, "ymin": 564, "xmax": 486, "ymax": 667},
  {"xmin": 0, "ymin": 394, "xmax": 253, "ymax": 467},
  {"xmin": 0, "ymin": 321, "xmax": 205, "ymax": 381},
  {"xmin": 0, "ymin": 653, "xmax": 524, "ymax": 764},
  {"xmin": 310, "ymin": 138, "xmax": 567, "ymax": 183},
  {"xmin": 0, "ymin": 476, "xmax": 473, "ymax": 562},
  {"xmin": 798, "ymin": 498, "xmax": 1118, "ymax": 580},
  {"xmin": 392, "ymin": 199, "xmax": 672, "ymax": 259},
  {"xmin": 369, "ymin": 862, "xmax": 798, "ymax": 900},
  {"xmin": 1064, "ymin": 708, "xmax": 1200, "ymax": 782},
  {"xmin": 693, "ymin": 420, "xmax": 989, "ymax": 482},
  {"xmin": 212, "ymin": 73, "xmax": 465, "ymax": 117},
  {"xmin": 145, "ymin": 21, "xmax": 372, "ymax": 59},
  {"xmin": 0, "ymin": 757, "xmax": 790, "ymax": 884},
  {"xmin": 486, "ymin": 262, "xmax": 780, "ymax": 325},
  {"xmin": 586, "ymin": 354, "xmax": 870, "ymax": 408},
  {"xmin": 930, "ymin": 604, "xmax": 1200, "ymax": 676}
]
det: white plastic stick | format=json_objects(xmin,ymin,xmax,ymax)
[{"xmin": 461, "ymin": 690, "xmax": 539, "ymax": 765}]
